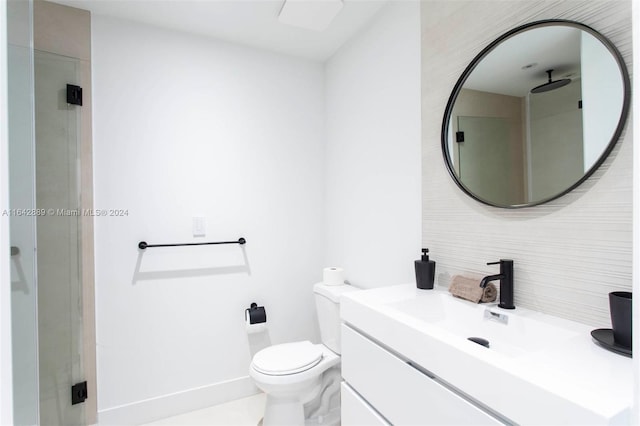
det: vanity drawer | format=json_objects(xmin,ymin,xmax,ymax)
[
  {"xmin": 341, "ymin": 324, "xmax": 504, "ymax": 425},
  {"xmin": 341, "ymin": 382, "xmax": 390, "ymax": 426}
]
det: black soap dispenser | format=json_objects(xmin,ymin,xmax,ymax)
[{"xmin": 415, "ymin": 248, "xmax": 435, "ymax": 290}]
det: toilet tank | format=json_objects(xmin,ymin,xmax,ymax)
[{"xmin": 313, "ymin": 283, "xmax": 358, "ymax": 354}]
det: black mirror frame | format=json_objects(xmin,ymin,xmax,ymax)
[{"xmin": 441, "ymin": 19, "xmax": 631, "ymax": 209}]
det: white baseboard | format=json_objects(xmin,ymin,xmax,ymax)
[{"xmin": 97, "ymin": 376, "xmax": 259, "ymax": 425}]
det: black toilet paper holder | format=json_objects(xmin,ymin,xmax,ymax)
[{"xmin": 245, "ymin": 303, "xmax": 267, "ymax": 324}]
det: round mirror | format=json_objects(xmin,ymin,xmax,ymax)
[{"xmin": 441, "ymin": 20, "xmax": 630, "ymax": 208}]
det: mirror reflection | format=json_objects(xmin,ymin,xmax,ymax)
[{"xmin": 443, "ymin": 21, "xmax": 629, "ymax": 208}]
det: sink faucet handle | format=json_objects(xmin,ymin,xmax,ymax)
[{"xmin": 487, "ymin": 260, "xmax": 514, "ymax": 267}]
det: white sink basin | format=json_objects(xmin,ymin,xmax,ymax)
[
  {"xmin": 340, "ymin": 284, "xmax": 633, "ymax": 424},
  {"xmin": 388, "ymin": 293, "xmax": 581, "ymax": 358}
]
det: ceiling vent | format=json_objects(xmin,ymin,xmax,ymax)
[{"xmin": 278, "ymin": 0, "xmax": 344, "ymax": 32}]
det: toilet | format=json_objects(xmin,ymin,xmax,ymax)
[{"xmin": 249, "ymin": 282, "xmax": 357, "ymax": 426}]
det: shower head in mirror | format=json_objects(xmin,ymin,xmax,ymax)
[{"xmin": 531, "ymin": 69, "xmax": 571, "ymax": 93}]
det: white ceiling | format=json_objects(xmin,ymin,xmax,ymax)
[
  {"xmin": 464, "ymin": 26, "xmax": 582, "ymax": 97},
  {"xmin": 52, "ymin": 0, "xmax": 388, "ymax": 62}
]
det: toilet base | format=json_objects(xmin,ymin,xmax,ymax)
[
  {"xmin": 263, "ymin": 395, "xmax": 305, "ymax": 426},
  {"xmin": 305, "ymin": 406, "xmax": 340, "ymax": 426},
  {"xmin": 261, "ymin": 394, "xmax": 341, "ymax": 426}
]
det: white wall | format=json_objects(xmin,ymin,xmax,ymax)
[
  {"xmin": 324, "ymin": 1, "xmax": 422, "ymax": 289},
  {"xmin": 421, "ymin": 1, "xmax": 633, "ymax": 327},
  {"xmin": 92, "ymin": 16, "xmax": 325, "ymax": 424},
  {"xmin": 581, "ymin": 30, "xmax": 625, "ymax": 171}
]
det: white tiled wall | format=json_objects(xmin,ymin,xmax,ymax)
[{"xmin": 421, "ymin": 0, "xmax": 633, "ymax": 327}]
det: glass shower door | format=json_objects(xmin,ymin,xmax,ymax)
[
  {"xmin": 9, "ymin": 3, "xmax": 86, "ymax": 424},
  {"xmin": 8, "ymin": 44, "xmax": 85, "ymax": 425},
  {"xmin": 34, "ymin": 49, "xmax": 85, "ymax": 426}
]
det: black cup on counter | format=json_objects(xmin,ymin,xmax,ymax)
[{"xmin": 609, "ymin": 291, "xmax": 632, "ymax": 349}]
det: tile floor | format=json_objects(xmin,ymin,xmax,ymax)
[{"xmin": 143, "ymin": 393, "xmax": 265, "ymax": 426}]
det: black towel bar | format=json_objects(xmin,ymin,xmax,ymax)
[{"xmin": 138, "ymin": 238, "xmax": 246, "ymax": 250}]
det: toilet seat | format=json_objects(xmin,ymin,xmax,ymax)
[{"xmin": 252, "ymin": 341, "xmax": 323, "ymax": 376}]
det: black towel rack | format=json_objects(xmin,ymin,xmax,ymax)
[{"xmin": 138, "ymin": 238, "xmax": 246, "ymax": 250}]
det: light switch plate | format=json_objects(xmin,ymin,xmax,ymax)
[{"xmin": 193, "ymin": 217, "xmax": 206, "ymax": 237}]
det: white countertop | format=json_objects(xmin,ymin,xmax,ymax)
[{"xmin": 340, "ymin": 284, "xmax": 633, "ymax": 425}]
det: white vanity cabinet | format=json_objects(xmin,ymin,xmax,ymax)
[
  {"xmin": 341, "ymin": 382, "xmax": 390, "ymax": 426},
  {"xmin": 339, "ymin": 285, "xmax": 633, "ymax": 425},
  {"xmin": 341, "ymin": 324, "xmax": 506, "ymax": 425}
]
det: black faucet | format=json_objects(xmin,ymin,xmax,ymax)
[{"xmin": 479, "ymin": 259, "xmax": 515, "ymax": 310}]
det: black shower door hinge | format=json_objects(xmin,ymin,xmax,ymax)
[
  {"xmin": 71, "ymin": 381, "xmax": 87, "ymax": 405},
  {"xmin": 66, "ymin": 84, "xmax": 83, "ymax": 106},
  {"xmin": 456, "ymin": 131, "xmax": 465, "ymax": 143}
]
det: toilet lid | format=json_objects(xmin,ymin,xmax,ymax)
[{"xmin": 252, "ymin": 341, "xmax": 323, "ymax": 376}]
